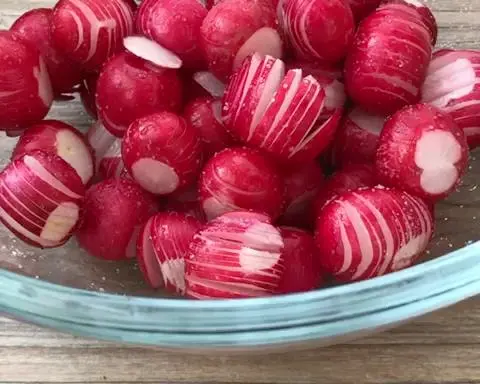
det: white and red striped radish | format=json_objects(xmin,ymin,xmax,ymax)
[
  {"xmin": 376, "ymin": 103, "xmax": 469, "ymax": 201},
  {"xmin": 183, "ymin": 96, "xmax": 233, "ymax": 158},
  {"xmin": 199, "ymin": 147, "xmax": 284, "ymax": 221},
  {"xmin": 150, "ymin": 212, "xmax": 203, "ymax": 294},
  {"xmin": 136, "ymin": 217, "xmax": 163, "ymax": 289},
  {"xmin": 344, "ymin": 1, "xmax": 433, "ymax": 114},
  {"xmin": 422, "ymin": 49, "xmax": 480, "ymax": 149},
  {"xmin": 76, "ymin": 178, "xmax": 158, "ymax": 260},
  {"xmin": 79, "ymin": 74, "xmax": 98, "ymax": 119},
  {"xmin": 98, "ymin": 139, "xmax": 128, "ymax": 180},
  {"xmin": 200, "ymin": 0, "xmax": 283, "ymax": 80},
  {"xmin": 0, "ymin": 31, "xmax": 53, "ymax": 133},
  {"xmin": 123, "ymin": 36, "xmax": 183, "ymax": 69},
  {"xmin": 279, "ymin": 162, "xmax": 324, "ymax": 228},
  {"xmin": 280, "ymin": 0, "xmax": 355, "ymax": 64},
  {"xmin": 86, "ymin": 121, "xmax": 116, "ymax": 168},
  {"xmin": 185, "ymin": 211, "xmax": 285, "ymax": 299},
  {"xmin": 135, "ymin": 0, "xmax": 207, "ymax": 69},
  {"xmin": 10, "ymin": 8, "xmax": 82, "ymax": 97},
  {"xmin": 96, "ymin": 52, "xmax": 183, "ymax": 137},
  {"xmin": 51, "ymin": 0, "xmax": 135, "ymax": 72},
  {"xmin": 347, "ymin": 0, "xmax": 381, "ymax": 22},
  {"xmin": 122, "ymin": 112, "xmax": 203, "ymax": 195},
  {"xmin": 315, "ymin": 187, "xmax": 434, "ymax": 282},
  {"xmin": 0, "ymin": 150, "xmax": 85, "ymax": 248},
  {"xmin": 193, "ymin": 72, "xmax": 226, "ymax": 99},
  {"xmin": 332, "ymin": 107, "xmax": 386, "ymax": 167},
  {"xmin": 278, "ymin": 227, "xmax": 322, "ymax": 294}
]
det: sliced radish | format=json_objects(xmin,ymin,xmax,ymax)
[
  {"xmin": 193, "ymin": 72, "xmax": 226, "ymax": 98},
  {"xmin": 98, "ymin": 139, "xmax": 128, "ymax": 180},
  {"xmin": 123, "ymin": 36, "xmax": 183, "ymax": 69},
  {"xmin": 136, "ymin": 217, "xmax": 163, "ymax": 289}
]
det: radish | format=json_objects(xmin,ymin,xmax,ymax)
[
  {"xmin": 279, "ymin": 161, "xmax": 324, "ymax": 228},
  {"xmin": 51, "ymin": 0, "xmax": 135, "ymax": 72},
  {"xmin": 347, "ymin": 0, "xmax": 382, "ymax": 22},
  {"xmin": 96, "ymin": 52, "xmax": 183, "ymax": 137},
  {"xmin": 205, "ymin": 0, "xmax": 222, "ymax": 9},
  {"xmin": 376, "ymin": 103, "xmax": 469, "ymax": 201},
  {"xmin": 200, "ymin": 0, "xmax": 283, "ymax": 80},
  {"xmin": 123, "ymin": 36, "xmax": 183, "ymax": 69},
  {"xmin": 151, "ymin": 212, "xmax": 203, "ymax": 294},
  {"xmin": 135, "ymin": 0, "xmax": 207, "ymax": 69},
  {"xmin": 278, "ymin": 227, "xmax": 322, "ymax": 294},
  {"xmin": 0, "ymin": 150, "xmax": 85, "ymax": 248},
  {"xmin": 183, "ymin": 96, "xmax": 233, "ymax": 158},
  {"xmin": 0, "ymin": 31, "xmax": 53, "ymax": 132},
  {"xmin": 79, "ymin": 74, "xmax": 98, "ymax": 119},
  {"xmin": 76, "ymin": 178, "xmax": 158, "ymax": 260},
  {"xmin": 421, "ymin": 49, "xmax": 480, "ymax": 149},
  {"xmin": 332, "ymin": 107, "xmax": 386, "ymax": 167},
  {"xmin": 344, "ymin": 1, "xmax": 433, "ymax": 114},
  {"xmin": 280, "ymin": 0, "xmax": 355, "ymax": 64},
  {"xmin": 315, "ymin": 187, "xmax": 434, "ymax": 282},
  {"xmin": 10, "ymin": 8, "xmax": 82, "ymax": 97},
  {"xmin": 193, "ymin": 72, "xmax": 226, "ymax": 99},
  {"xmin": 164, "ymin": 186, "xmax": 207, "ymax": 222},
  {"xmin": 185, "ymin": 211, "xmax": 285, "ymax": 299},
  {"xmin": 98, "ymin": 139, "xmax": 128, "ymax": 180},
  {"xmin": 136, "ymin": 216, "xmax": 163, "ymax": 289},
  {"xmin": 86, "ymin": 121, "xmax": 116, "ymax": 168},
  {"xmin": 199, "ymin": 147, "xmax": 285, "ymax": 220},
  {"xmin": 122, "ymin": 112, "xmax": 203, "ymax": 195}
]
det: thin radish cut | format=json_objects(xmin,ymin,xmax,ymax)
[
  {"xmin": 137, "ymin": 217, "xmax": 164, "ymax": 289},
  {"xmin": 123, "ymin": 36, "xmax": 183, "ymax": 69},
  {"xmin": 193, "ymin": 72, "xmax": 226, "ymax": 98}
]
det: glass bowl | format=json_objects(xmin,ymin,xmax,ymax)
[{"xmin": 1, "ymin": 0, "xmax": 480, "ymax": 353}]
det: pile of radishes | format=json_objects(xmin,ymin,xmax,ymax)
[{"xmin": 0, "ymin": 0, "xmax": 477, "ymax": 299}]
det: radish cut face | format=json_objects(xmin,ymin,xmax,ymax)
[
  {"xmin": 137, "ymin": 217, "xmax": 163, "ymax": 289},
  {"xmin": 40, "ymin": 202, "xmax": 80, "ymax": 242},
  {"xmin": 123, "ymin": 36, "xmax": 183, "ymax": 69},
  {"xmin": 193, "ymin": 72, "xmax": 226, "ymax": 98},
  {"xmin": 131, "ymin": 158, "xmax": 180, "ymax": 195}
]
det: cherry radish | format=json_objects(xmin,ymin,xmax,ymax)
[
  {"xmin": 185, "ymin": 211, "xmax": 285, "ymax": 299},
  {"xmin": 0, "ymin": 31, "xmax": 53, "ymax": 132},
  {"xmin": 86, "ymin": 121, "xmax": 116, "ymax": 168},
  {"xmin": 122, "ymin": 112, "xmax": 203, "ymax": 195},
  {"xmin": 164, "ymin": 186, "xmax": 207, "ymax": 222},
  {"xmin": 315, "ymin": 187, "xmax": 434, "ymax": 282},
  {"xmin": 193, "ymin": 72, "xmax": 226, "ymax": 98},
  {"xmin": 98, "ymin": 139, "xmax": 128, "ymax": 180},
  {"xmin": 136, "ymin": 217, "xmax": 163, "ymax": 289},
  {"xmin": 79, "ymin": 74, "xmax": 98, "ymax": 119},
  {"xmin": 96, "ymin": 52, "xmax": 183, "ymax": 137},
  {"xmin": 199, "ymin": 147, "xmax": 285, "ymax": 220},
  {"xmin": 76, "ymin": 178, "xmax": 158, "ymax": 260},
  {"xmin": 0, "ymin": 150, "xmax": 84, "ymax": 248},
  {"xmin": 347, "ymin": 0, "xmax": 382, "ymax": 22},
  {"xmin": 376, "ymin": 103, "xmax": 469, "ymax": 201},
  {"xmin": 123, "ymin": 36, "xmax": 183, "ymax": 69}
]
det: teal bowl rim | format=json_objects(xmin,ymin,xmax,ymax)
[{"xmin": 1, "ymin": 241, "xmax": 480, "ymax": 349}]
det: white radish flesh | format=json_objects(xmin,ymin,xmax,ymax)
[{"xmin": 123, "ymin": 36, "xmax": 183, "ymax": 69}]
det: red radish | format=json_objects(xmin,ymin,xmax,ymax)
[
  {"xmin": 164, "ymin": 186, "xmax": 207, "ymax": 222},
  {"xmin": 278, "ymin": 227, "xmax": 322, "ymax": 294},
  {"xmin": 205, "ymin": 0, "xmax": 222, "ymax": 9},
  {"xmin": 200, "ymin": 0, "xmax": 283, "ymax": 80},
  {"xmin": 0, "ymin": 150, "xmax": 84, "ymax": 248},
  {"xmin": 123, "ymin": 36, "xmax": 183, "ymax": 69},
  {"xmin": 122, "ymin": 112, "xmax": 203, "ymax": 195},
  {"xmin": 344, "ymin": 1, "xmax": 432, "ymax": 114},
  {"xmin": 135, "ymin": 0, "xmax": 207, "ymax": 69},
  {"xmin": 86, "ymin": 121, "xmax": 116, "ymax": 168},
  {"xmin": 422, "ymin": 49, "xmax": 480, "ymax": 149},
  {"xmin": 12, "ymin": 120, "xmax": 95, "ymax": 185},
  {"xmin": 151, "ymin": 212, "xmax": 203, "ymax": 294},
  {"xmin": 199, "ymin": 147, "xmax": 284, "ymax": 220},
  {"xmin": 79, "ymin": 74, "xmax": 98, "ymax": 119},
  {"xmin": 376, "ymin": 104, "xmax": 469, "ymax": 201},
  {"xmin": 185, "ymin": 211, "xmax": 285, "ymax": 299},
  {"xmin": 279, "ymin": 162, "xmax": 324, "ymax": 228},
  {"xmin": 193, "ymin": 72, "xmax": 226, "ymax": 98},
  {"xmin": 183, "ymin": 96, "xmax": 233, "ymax": 158},
  {"xmin": 0, "ymin": 31, "xmax": 53, "ymax": 132},
  {"xmin": 347, "ymin": 0, "xmax": 382, "ymax": 22},
  {"xmin": 136, "ymin": 217, "xmax": 163, "ymax": 289},
  {"xmin": 98, "ymin": 139, "xmax": 128, "ymax": 180},
  {"xmin": 313, "ymin": 163, "xmax": 376, "ymax": 215},
  {"xmin": 333, "ymin": 107, "xmax": 386, "ymax": 167},
  {"xmin": 280, "ymin": 0, "xmax": 355, "ymax": 64},
  {"xmin": 10, "ymin": 8, "xmax": 82, "ymax": 96},
  {"xmin": 96, "ymin": 52, "xmax": 183, "ymax": 137},
  {"xmin": 76, "ymin": 178, "xmax": 158, "ymax": 260},
  {"xmin": 51, "ymin": 0, "xmax": 135, "ymax": 72}
]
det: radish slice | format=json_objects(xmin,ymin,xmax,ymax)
[
  {"xmin": 137, "ymin": 217, "xmax": 163, "ymax": 289},
  {"xmin": 193, "ymin": 72, "xmax": 226, "ymax": 98},
  {"xmin": 123, "ymin": 36, "xmax": 183, "ymax": 69}
]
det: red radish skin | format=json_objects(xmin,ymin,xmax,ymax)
[
  {"xmin": 347, "ymin": 0, "xmax": 382, "ymax": 22},
  {"xmin": 0, "ymin": 31, "xmax": 53, "ymax": 132},
  {"xmin": 136, "ymin": 0, "xmax": 208, "ymax": 69},
  {"xmin": 10, "ymin": 8, "xmax": 82, "ymax": 96},
  {"xmin": 279, "ymin": 162, "xmax": 324, "ymax": 228},
  {"xmin": 164, "ymin": 186, "xmax": 207, "ymax": 222},
  {"xmin": 278, "ymin": 227, "xmax": 322, "ymax": 294},
  {"xmin": 186, "ymin": 211, "xmax": 285, "ymax": 299},
  {"xmin": 422, "ymin": 49, "xmax": 480, "ymax": 149},
  {"xmin": 79, "ymin": 73, "xmax": 98, "ymax": 119},
  {"xmin": 376, "ymin": 103, "xmax": 469, "ymax": 201},
  {"xmin": 136, "ymin": 217, "xmax": 163, "ymax": 289},
  {"xmin": 183, "ymin": 97, "xmax": 233, "ymax": 158},
  {"xmin": 199, "ymin": 147, "xmax": 285, "ymax": 220},
  {"xmin": 98, "ymin": 139, "xmax": 129, "ymax": 180},
  {"xmin": 96, "ymin": 52, "xmax": 183, "ymax": 137},
  {"xmin": 51, "ymin": 0, "xmax": 135, "ymax": 72},
  {"xmin": 205, "ymin": 0, "xmax": 222, "ymax": 9},
  {"xmin": 86, "ymin": 121, "xmax": 116, "ymax": 169},
  {"xmin": 151, "ymin": 212, "xmax": 203, "ymax": 294},
  {"xmin": 344, "ymin": 1, "xmax": 433, "ymax": 114},
  {"xmin": 12, "ymin": 120, "xmax": 95, "ymax": 185},
  {"xmin": 333, "ymin": 107, "xmax": 386, "ymax": 167},
  {"xmin": 76, "ymin": 178, "xmax": 158, "ymax": 260},
  {"xmin": 122, "ymin": 112, "xmax": 203, "ymax": 195},
  {"xmin": 0, "ymin": 150, "xmax": 85, "ymax": 248},
  {"xmin": 281, "ymin": 0, "xmax": 355, "ymax": 64},
  {"xmin": 315, "ymin": 187, "xmax": 434, "ymax": 282},
  {"xmin": 200, "ymin": 0, "xmax": 283, "ymax": 80}
]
